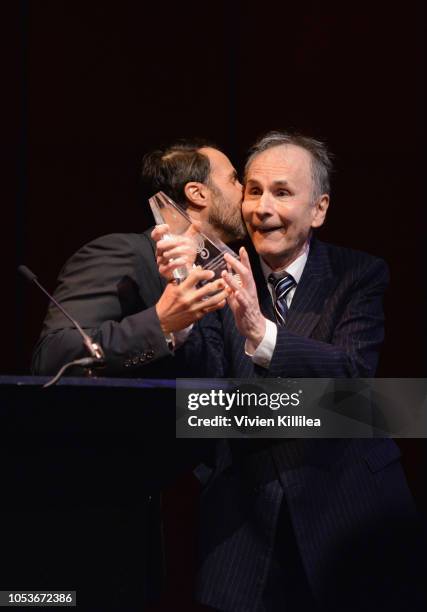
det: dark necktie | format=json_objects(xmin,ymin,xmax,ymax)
[{"xmin": 268, "ymin": 273, "xmax": 297, "ymax": 326}]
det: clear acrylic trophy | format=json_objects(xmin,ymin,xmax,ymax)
[{"xmin": 149, "ymin": 191, "xmax": 239, "ymax": 285}]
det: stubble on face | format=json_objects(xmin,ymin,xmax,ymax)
[
  {"xmin": 198, "ymin": 147, "xmax": 247, "ymax": 243},
  {"xmin": 207, "ymin": 182, "xmax": 247, "ymax": 242}
]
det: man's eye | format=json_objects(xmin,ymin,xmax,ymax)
[
  {"xmin": 276, "ymin": 189, "xmax": 290, "ymax": 197},
  {"xmin": 246, "ymin": 187, "xmax": 261, "ymax": 196}
]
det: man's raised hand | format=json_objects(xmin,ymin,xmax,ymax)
[
  {"xmin": 151, "ymin": 224, "xmax": 199, "ymax": 281},
  {"xmin": 222, "ymin": 247, "xmax": 267, "ymax": 352},
  {"xmin": 155, "ymin": 267, "xmax": 229, "ymax": 334}
]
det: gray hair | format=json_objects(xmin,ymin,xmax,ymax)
[{"xmin": 245, "ymin": 130, "xmax": 333, "ymax": 201}]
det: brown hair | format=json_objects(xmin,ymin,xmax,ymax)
[{"xmin": 141, "ymin": 139, "xmax": 220, "ymax": 207}]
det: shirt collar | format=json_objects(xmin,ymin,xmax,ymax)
[{"xmin": 259, "ymin": 240, "xmax": 310, "ymax": 285}]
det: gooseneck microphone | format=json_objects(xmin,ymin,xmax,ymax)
[{"xmin": 18, "ymin": 265, "xmax": 105, "ymax": 387}]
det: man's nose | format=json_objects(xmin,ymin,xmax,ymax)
[{"xmin": 254, "ymin": 192, "xmax": 274, "ymax": 217}]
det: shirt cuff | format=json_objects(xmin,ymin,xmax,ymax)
[
  {"xmin": 171, "ymin": 324, "xmax": 194, "ymax": 349},
  {"xmin": 245, "ymin": 319, "xmax": 277, "ymax": 368}
]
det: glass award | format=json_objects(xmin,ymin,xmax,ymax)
[{"xmin": 149, "ymin": 191, "xmax": 239, "ymax": 285}]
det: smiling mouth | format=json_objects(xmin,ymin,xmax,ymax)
[{"xmin": 257, "ymin": 226, "xmax": 283, "ymax": 234}]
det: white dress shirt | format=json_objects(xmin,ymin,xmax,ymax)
[{"xmin": 245, "ymin": 242, "xmax": 310, "ymax": 368}]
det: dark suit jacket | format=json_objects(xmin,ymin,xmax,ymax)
[
  {"xmin": 32, "ymin": 230, "xmax": 178, "ymax": 377},
  {"xmin": 32, "ymin": 233, "xmax": 423, "ymax": 610},
  {"xmin": 183, "ymin": 238, "xmax": 423, "ymax": 611},
  {"xmin": 30, "ymin": 230, "xmax": 215, "ymax": 605},
  {"xmin": 186, "ymin": 237, "xmax": 388, "ymax": 379},
  {"xmin": 31, "ymin": 230, "xmax": 213, "ymax": 478}
]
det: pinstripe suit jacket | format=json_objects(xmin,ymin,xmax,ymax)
[{"xmin": 185, "ymin": 238, "xmax": 421, "ymax": 611}]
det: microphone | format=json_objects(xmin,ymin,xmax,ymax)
[{"xmin": 18, "ymin": 265, "xmax": 105, "ymax": 376}]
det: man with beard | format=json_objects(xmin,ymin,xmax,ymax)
[
  {"xmin": 32, "ymin": 139, "xmax": 246, "ymax": 377},
  {"xmin": 27, "ymin": 141, "xmax": 247, "ymax": 609}
]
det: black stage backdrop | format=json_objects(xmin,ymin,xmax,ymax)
[
  {"xmin": 4, "ymin": 1, "xmax": 426, "ymax": 610},
  {"xmin": 7, "ymin": 0, "xmax": 425, "ymax": 378}
]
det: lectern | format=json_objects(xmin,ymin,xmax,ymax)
[{"xmin": 0, "ymin": 376, "xmax": 191, "ymax": 610}]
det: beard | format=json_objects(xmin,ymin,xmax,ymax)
[{"xmin": 207, "ymin": 186, "xmax": 247, "ymax": 243}]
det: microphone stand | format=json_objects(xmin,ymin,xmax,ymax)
[
  {"xmin": 18, "ymin": 265, "xmax": 105, "ymax": 387},
  {"xmin": 42, "ymin": 357, "xmax": 102, "ymax": 388}
]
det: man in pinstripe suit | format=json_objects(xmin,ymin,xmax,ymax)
[{"xmin": 161, "ymin": 132, "xmax": 423, "ymax": 611}]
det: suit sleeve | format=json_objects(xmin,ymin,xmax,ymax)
[
  {"xmin": 32, "ymin": 234, "xmax": 172, "ymax": 375},
  {"xmin": 177, "ymin": 311, "xmax": 229, "ymax": 378},
  {"xmin": 268, "ymin": 258, "xmax": 389, "ymax": 378}
]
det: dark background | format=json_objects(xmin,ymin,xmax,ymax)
[
  {"xmin": 8, "ymin": 0, "xmax": 425, "ymax": 378},
  {"xmin": 5, "ymin": 1, "xmax": 426, "ymax": 609}
]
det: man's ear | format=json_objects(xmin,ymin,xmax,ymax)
[
  {"xmin": 311, "ymin": 194, "xmax": 329, "ymax": 228},
  {"xmin": 184, "ymin": 181, "xmax": 209, "ymax": 209}
]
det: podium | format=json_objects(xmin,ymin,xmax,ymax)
[{"xmin": 0, "ymin": 376, "xmax": 190, "ymax": 611}]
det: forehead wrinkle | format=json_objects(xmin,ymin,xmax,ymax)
[
  {"xmin": 246, "ymin": 177, "xmax": 292, "ymax": 187},
  {"xmin": 246, "ymin": 147, "xmax": 313, "ymax": 191}
]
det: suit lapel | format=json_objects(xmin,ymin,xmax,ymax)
[
  {"xmin": 256, "ymin": 278, "xmax": 276, "ymax": 322},
  {"xmin": 285, "ymin": 238, "xmax": 334, "ymax": 336},
  {"xmin": 250, "ymin": 238, "xmax": 335, "ymax": 338},
  {"xmin": 248, "ymin": 242, "xmax": 276, "ymax": 322}
]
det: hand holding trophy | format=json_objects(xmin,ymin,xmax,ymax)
[{"xmin": 149, "ymin": 191, "xmax": 240, "ymax": 286}]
